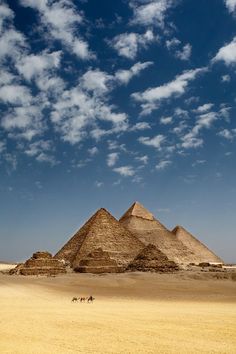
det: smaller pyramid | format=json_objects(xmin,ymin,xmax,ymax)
[
  {"xmin": 120, "ymin": 201, "xmax": 154, "ymax": 221},
  {"xmin": 127, "ymin": 244, "xmax": 178, "ymax": 272},
  {"xmin": 74, "ymin": 248, "xmax": 120, "ymax": 273},
  {"xmin": 172, "ymin": 226, "xmax": 223, "ymax": 264},
  {"xmin": 10, "ymin": 251, "xmax": 66, "ymax": 276}
]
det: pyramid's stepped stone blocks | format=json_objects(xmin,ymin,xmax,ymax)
[
  {"xmin": 55, "ymin": 208, "xmax": 144, "ymax": 269},
  {"xmin": 74, "ymin": 248, "xmax": 121, "ymax": 273},
  {"xmin": 10, "ymin": 251, "xmax": 66, "ymax": 276},
  {"xmin": 172, "ymin": 226, "xmax": 223, "ymax": 264},
  {"xmin": 128, "ymin": 244, "xmax": 178, "ymax": 272},
  {"xmin": 120, "ymin": 202, "xmax": 214, "ymax": 264}
]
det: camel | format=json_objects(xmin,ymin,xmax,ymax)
[
  {"xmin": 87, "ymin": 296, "xmax": 95, "ymax": 303},
  {"xmin": 72, "ymin": 297, "xmax": 78, "ymax": 302}
]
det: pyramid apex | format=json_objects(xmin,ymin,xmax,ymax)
[
  {"xmin": 120, "ymin": 201, "xmax": 154, "ymax": 221},
  {"xmin": 94, "ymin": 207, "xmax": 111, "ymax": 215},
  {"xmin": 172, "ymin": 225, "xmax": 186, "ymax": 234},
  {"xmin": 172, "ymin": 225, "xmax": 182, "ymax": 232}
]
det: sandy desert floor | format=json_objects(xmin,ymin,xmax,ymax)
[{"xmin": 0, "ymin": 270, "xmax": 236, "ymax": 354}]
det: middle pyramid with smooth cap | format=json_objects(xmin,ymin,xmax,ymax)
[
  {"xmin": 119, "ymin": 202, "xmax": 200, "ymax": 264},
  {"xmin": 55, "ymin": 208, "xmax": 144, "ymax": 270}
]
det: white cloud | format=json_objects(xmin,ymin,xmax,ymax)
[
  {"xmin": 0, "ymin": 70, "xmax": 15, "ymax": 87},
  {"xmin": 0, "ymin": 84, "xmax": 32, "ymax": 105},
  {"xmin": 107, "ymin": 152, "xmax": 119, "ymax": 167},
  {"xmin": 16, "ymin": 50, "xmax": 61, "ymax": 81},
  {"xmin": 212, "ymin": 37, "xmax": 236, "ymax": 65},
  {"xmin": 166, "ymin": 37, "xmax": 181, "ymax": 50},
  {"xmin": 107, "ymin": 141, "xmax": 126, "ymax": 151},
  {"xmin": 130, "ymin": 0, "xmax": 174, "ymax": 27},
  {"xmin": 0, "ymin": 3, "xmax": 14, "ymax": 33},
  {"xmin": 192, "ymin": 159, "xmax": 206, "ymax": 167},
  {"xmin": 20, "ymin": 0, "xmax": 93, "ymax": 59},
  {"xmin": 0, "ymin": 141, "xmax": 5, "ymax": 153},
  {"xmin": 2, "ymin": 105, "xmax": 44, "ymax": 140},
  {"xmin": 51, "ymin": 84, "xmax": 128, "ymax": 144},
  {"xmin": 160, "ymin": 116, "xmax": 172, "ymax": 125},
  {"xmin": 0, "ymin": 3, "xmax": 26, "ymax": 63},
  {"xmin": 24, "ymin": 140, "xmax": 51, "ymax": 157},
  {"xmin": 175, "ymin": 43, "xmax": 192, "ymax": 61},
  {"xmin": 155, "ymin": 160, "xmax": 171, "ymax": 170},
  {"xmin": 173, "ymin": 121, "xmax": 188, "ymax": 136},
  {"xmin": 196, "ymin": 112, "xmax": 218, "ymax": 130},
  {"xmin": 24, "ymin": 139, "xmax": 57, "ymax": 165},
  {"xmin": 135, "ymin": 155, "xmax": 148, "ymax": 164},
  {"xmin": 130, "ymin": 122, "xmax": 151, "ymax": 131},
  {"xmin": 224, "ymin": 0, "xmax": 236, "ymax": 13},
  {"xmin": 115, "ymin": 61, "xmax": 153, "ymax": 85},
  {"xmin": 132, "ymin": 68, "xmax": 206, "ymax": 115},
  {"xmin": 113, "ymin": 165, "xmax": 135, "ymax": 176},
  {"xmin": 181, "ymin": 132, "xmax": 203, "ymax": 149},
  {"xmin": 36, "ymin": 152, "xmax": 58, "ymax": 166},
  {"xmin": 221, "ymin": 74, "xmax": 231, "ymax": 82},
  {"xmin": 81, "ymin": 69, "xmax": 112, "ymax": 94},
  {"xmin": 181, "ymin": 112, "xmax": 219, "ymax": 149},
  {"xmin": 193, "ymin": 103, "xmax": 214, "ymax": 113},
  {"xmin": 218, "ymin": 128, "xmax": 236, "ymax": 140},
  {"xmin": 0, "ymin": 29, "xmax": 26, "ymax": 63},
  {"xmin": 88, "ymin": 147, "xmax": 99, "ymax": 156},
  {"xmin": 138, "ymin": 134, "xmax": 165, "ymax": 149},
  {"xmin": 111, "ymin": 30, "xmax": 156, "ymax": 59},
  {"xmin": 95, "ymin": 181, "xmax": 103, "ymax": 188}
]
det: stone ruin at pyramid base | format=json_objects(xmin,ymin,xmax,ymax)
[
  {"xmin": 10, "ymin": 251, "xmax": 66, "ymax": 276},
  {"xmin": 74, "ymin": 248, "xmax": 123, "ymax": 274},
  {"xmin": 127, "ymin": 244, "xmax": 179, "ymax": 273}
]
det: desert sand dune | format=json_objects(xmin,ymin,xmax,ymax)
[{"xmin": 0, "ymin": 272, "xmax": 236, "ymax": 354}]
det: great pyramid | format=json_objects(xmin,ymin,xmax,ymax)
[
  {"xmin": 55, "ymin": 208, "xmax": 144, "ymax": 270},
  {"xmin": 74, "ymin": 248, "xmax": 120, "ymax": 273},
  {"xmin": 10, "ymin": 251, "xmax": 66, "ymax": 276},
  {"xmin": 127, "ymin": 244, "xmax": 178, "ymax": 272},
  {"xmin": 172, "ymin": 225, "xmax": 222, "ymax": 264},
  {"xmin": 119, "ymin": 202, "xmax": 213, "ymax": 264}
]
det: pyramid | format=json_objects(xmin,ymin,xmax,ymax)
[
  {"xmin": 172, "ymin": 226, "xmax": 223, "ymax": 264},
  {"xmin": 55, "ymin": 208, "xmax": 144, "ymax": 270},
  {"xmin": 119, "ymin": 202, "xmax": 204, "ymax": 264},
  {"xmin": 127, "ymin": 244, "xmax": 178, "ymax": 272},
  {"xmin": 74, "ymin": 248, "xmax": 120, "ymax": 273},
  {"xmin": 10, "ymin": 251, "xmax": 66, "ymax": 276}
]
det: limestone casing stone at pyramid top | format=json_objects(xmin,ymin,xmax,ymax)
[{"xmin": 119, "ymin": 201, "xmax": 155, "ymax": 221}]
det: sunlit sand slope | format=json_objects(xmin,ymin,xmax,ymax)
[{"xmin": 0, "ymin": 273, "xmax": 236, "ymax": 354}]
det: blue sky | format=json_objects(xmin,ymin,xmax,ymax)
[{"xmin": 0, "ymin": 0, "xmax": 236, "ymax": 263}]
